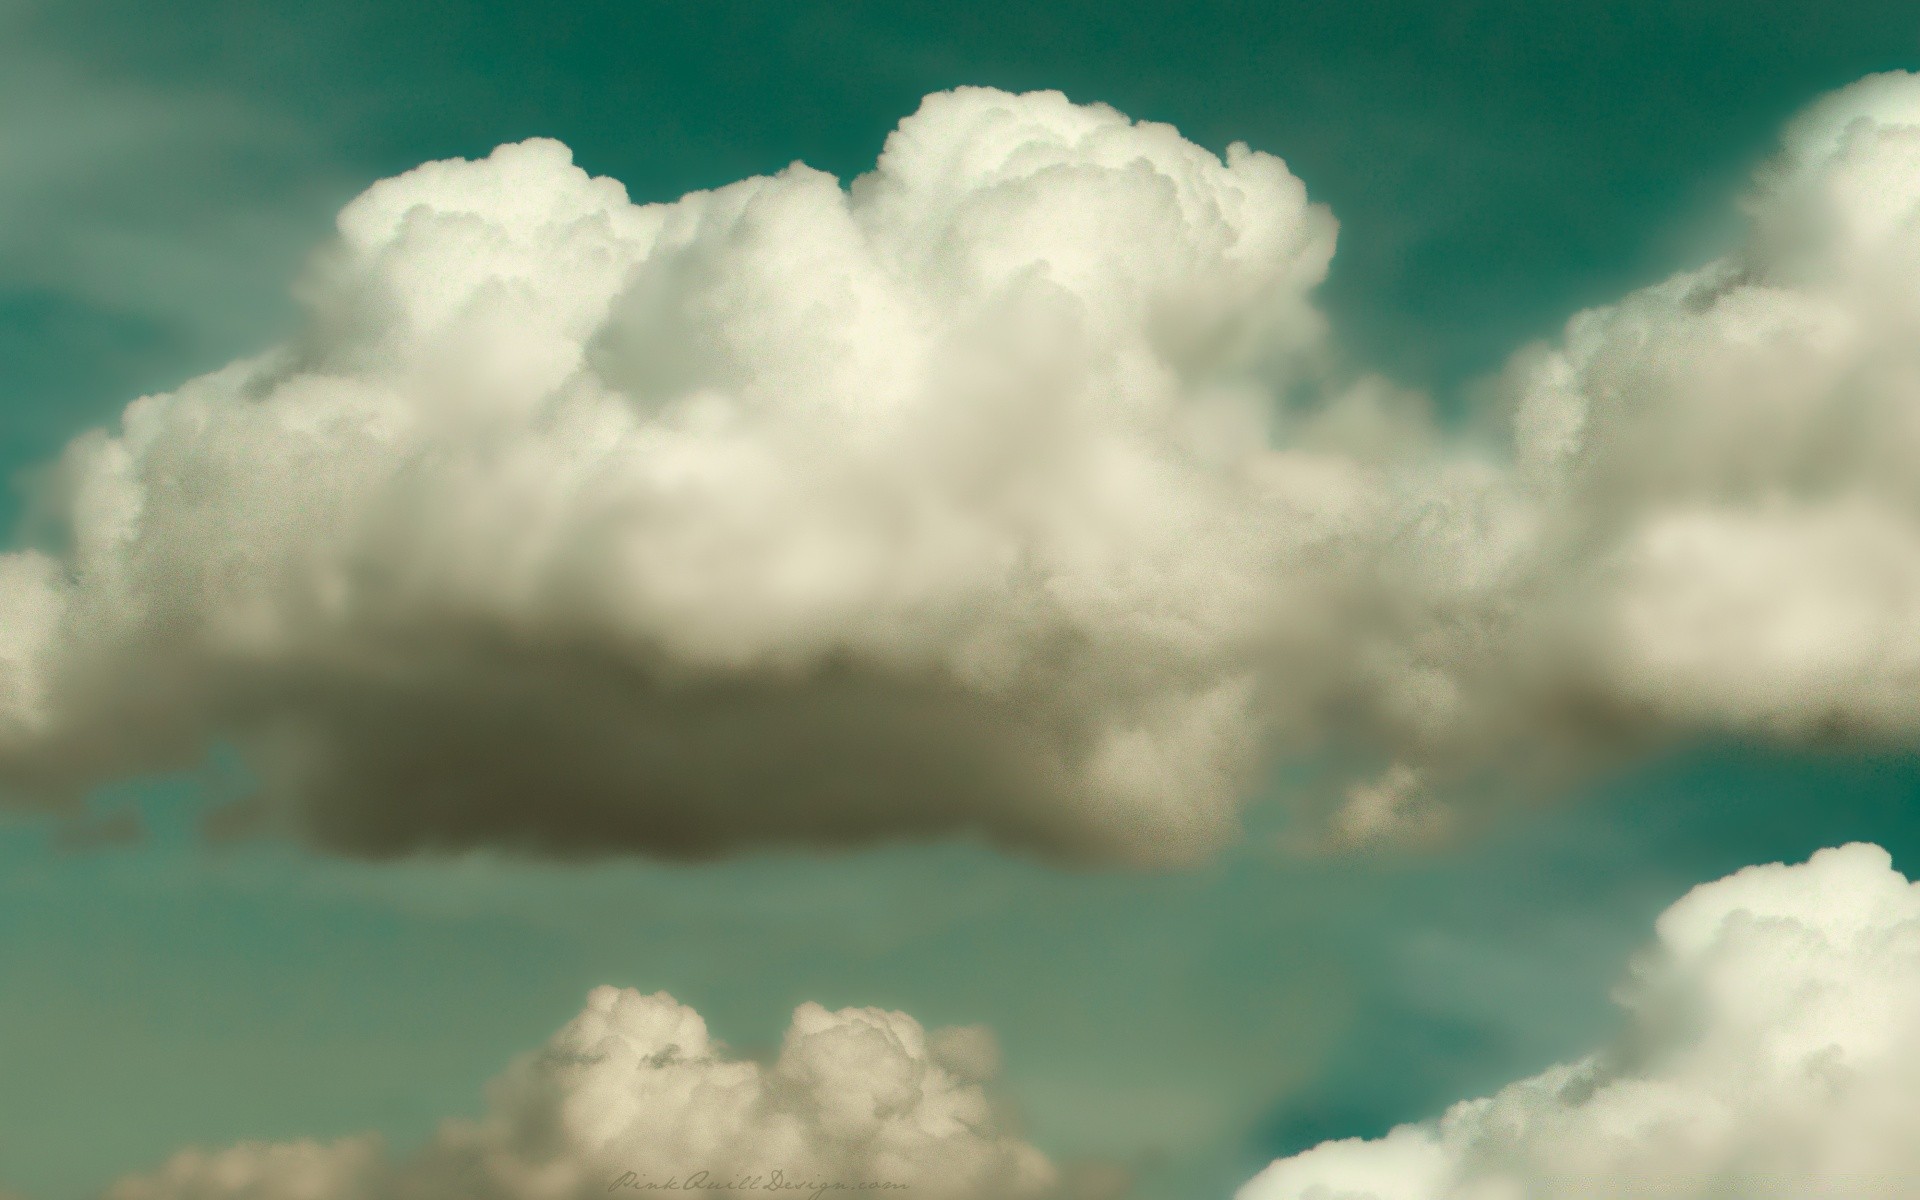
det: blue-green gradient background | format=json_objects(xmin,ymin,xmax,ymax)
[{"xmin": 4, "ymin": 2, "xmax": 1920, "ymax": 1196}]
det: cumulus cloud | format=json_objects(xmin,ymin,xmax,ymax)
[
  {"xmin": 1240, "ymin": 842, "xmax": 1920, "ymax": 1199},
  {"xmin": 1274, "ymin": 68, "xmax": 1920, "ymax": 827},
  {"xmin": 105, "ymin": 987, "xmax": 1063, "ymax": 1200},
  {"xmin": 13, "ymin": 72, "xmax": 1920, "ymax": 862},
  {"xmin": 0, "ymin": 84, "xmax": 1417, "ymax": 866},
  {"xmin": 1491, "ymin": 70, "xmax": 1920, "ymax": 744}
]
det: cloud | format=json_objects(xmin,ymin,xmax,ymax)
[
  {"xmin": 0, "ymin": 84, "xmax": 1423, "ymax": 866},
  {"xmin": 13, "ymin": 73, "xmax": 1920, "ymax": 863},
  {"xmin": 1272, "ymin": 68, "xmax": 1920, "ymax": 827},
  {"xmin": 103, "ymin": 987, "xmax": 1064, "ymax": 1200},
  {"xmin": 1239, "ymin": 842, "xmax": 1920, "ymax": 1199},
  {"xmin": 1490, "ymin": 70, "xmax": 1920, "ymax": 743}
]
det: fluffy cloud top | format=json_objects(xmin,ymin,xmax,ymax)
[
  {"xmin": 105, "ymin": 987, "xmax": 1061, "ymax": 1200},
  {"xmin": 1240, "ymin": 842, "xmax": 1920, "ymax": 1199},
  {"xmin": 0, "ymin": 85, "xmax": 1392, "ymax": 865}
]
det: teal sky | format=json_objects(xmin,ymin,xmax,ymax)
[{"xmin": 5, "ymin": 2, "xmax": 1920, "ymax": 1197}]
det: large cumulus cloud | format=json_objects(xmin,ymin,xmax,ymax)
[
  {"xmin": 1239, "ymin": 842, "xmax": 1920, "ymax": 1199},
  {"xmin": 15, "ymin": 72, "xmax": 1920, "ymax": 861},
  {"xmin": 105, "ymin": 987, "xmax": 1064, "ymax": 1200},
  {"xmin": 0, "ymin": 85, "xmax": 1417, "ymax": 865}
]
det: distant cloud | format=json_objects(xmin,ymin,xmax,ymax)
[
  {"xmin": 104, "ymin": 988, "xmax": 1065, "ymax": 1200},
  {"xmin": 1240, "ymin": 842, "xmax": 1920, "ymax": 1199},
  {"xmin": 10, "ymin": 73, "xmax": 1920, "ymax": 863}
]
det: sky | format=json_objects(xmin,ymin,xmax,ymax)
[{"xmin": 7, "ymin": 2, "xmax": 1920, "ymax": 1198}]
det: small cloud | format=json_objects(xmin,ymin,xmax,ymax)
[{"xmin": 105, "ymin": 988, "xmax": 1072, "ymax": 1200}]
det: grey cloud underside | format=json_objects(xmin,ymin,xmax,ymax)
[
  {"xmin": 9, "ymin": 74, "xmax": 1920, "ymax": 861},
  {"xmin": 230, "ymin": 646, "xmax": 1161, "ymax": 860}
]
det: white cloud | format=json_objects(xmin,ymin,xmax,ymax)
[
  {"xmin": 1240, "ymin": 842, "xmax": 1920, "ymax": 1200},
  {"xmin": 0, "ymin": 84, "xmax": 1426, "ymax": 866},
  {"xmin": 1276, "ymin": 68, "xmax": 1920, "ymax": 814},
  {"xmin": 104, "ymin": 988, "xmax": 1062, "ymax": 1200},
  {"xmin": 14, "ymin": 72, "xmax": 1920, "ymax": 861},
  {"xmin": 1498, "ymin": 71, "xmax": 1920, "ymax": 744}
]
